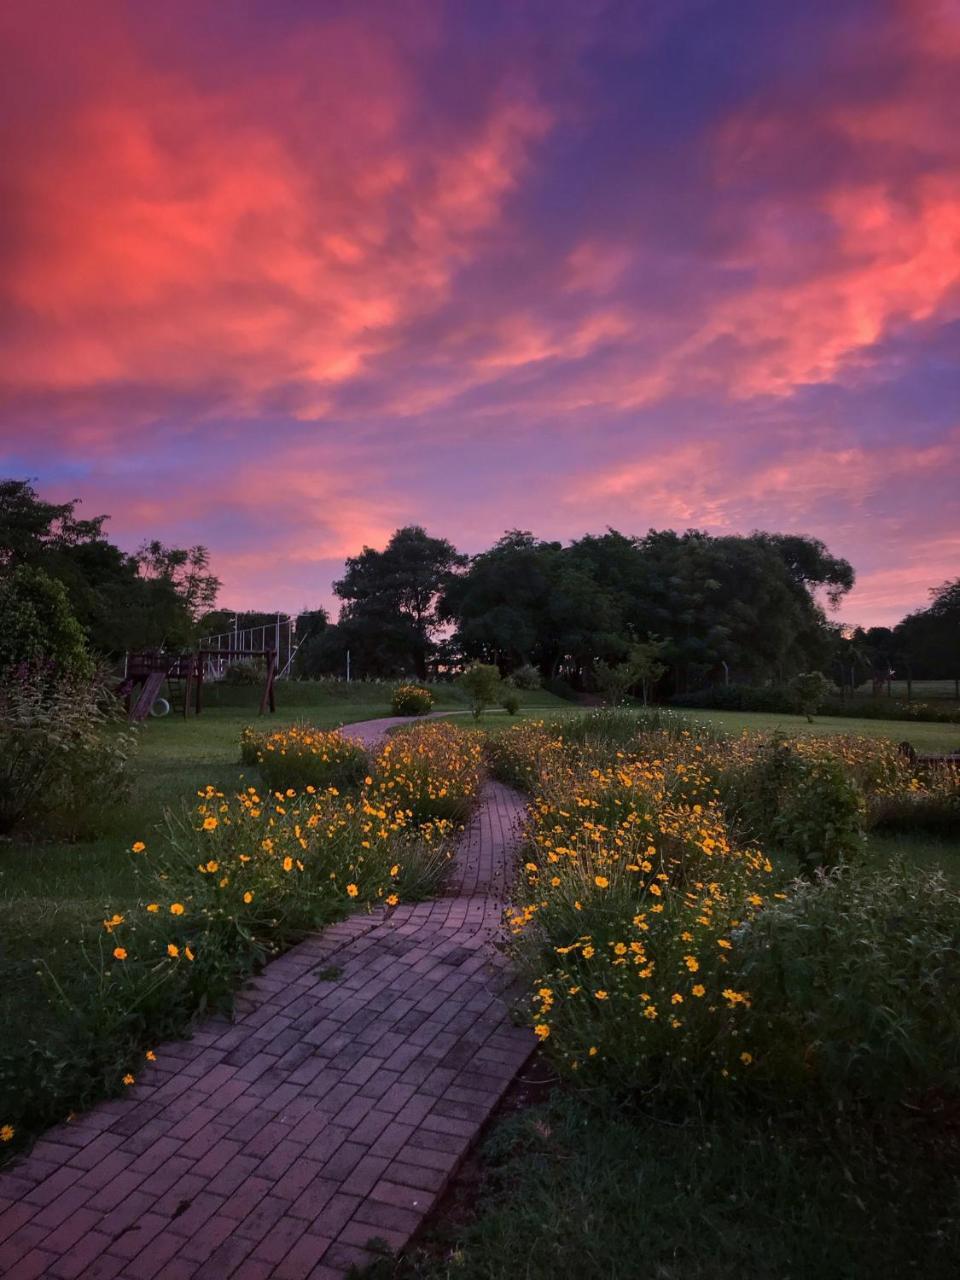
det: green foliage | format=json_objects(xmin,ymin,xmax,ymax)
[
  {"xmin": 333, "ymin": 525, "xmax": 467, "ymax": 678},
  {"xmin": 509, "ymin": 663, "xmax": 542, "ymax": 690},
  {"xmin": 0, "ymin": 667, "xmax": 137, "ymax": 838},
  {"xmin": 0, "ymin": 565, "xmax": 92, "ymax": 677},
  {"xmin": 791, "ymin": 670, "xmax": 832, "ymax": 721},
  {"xmin": 459, "ymin": 663, "xmax": 503, "ymax": 719},
  {"xmin": 723, "ymin": 736, "xmax": 866, "ymax": 875},
  {"xmin": 674, "ymin": 682, "xmax": 960, "ymax": 724},
  {"xmin": 733, "ymin": 864, "xmax": 960, "ymax": 1104},
  {"xmin": 594, "ymin": 640, "xmax": 668, "ymax": 705},
  {"xmin": 223, "ymin": 661, "xmax": 262, "ymax": 686},
  {"xmin": 390, "ymin": 683, "xmax": 434, "ymax": 715},
  {"xmin": 381, "ymin": 1092, "xmax": 960, "ymax": 1280},
  {"xmin": 0, "ymin": 478, "xmax": 221, "ymax": 654},
  {"xmin": 252, "ymin": 725, "xmax": 369, "ymax": 794},
  {"xmin": 896, "ymin": 578, "xmax": 960, "ymax": 681},
  {"xmin": 772, "ymin": 754, "xmax": 866, "ymax": 875},
  {"xmin": 501, "ymin": 690, "xmax": 521, "ymax": 715}
]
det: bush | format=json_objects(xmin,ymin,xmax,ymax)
[
  {"xmin": 772, "ymin": 754, "xmax": 865, "ymax": 875},
  {"xmin": 671, "ymin": 683, "xmax": 802, "ymax": 714},
  {"xmin": 506, "ymin": 739, "xmax": 772, "ymax": 1094},
  {"xmin": 255, "ymin": 724, "xmax": 369, "ymax": 794},
  {"xmin": 239, "ymin": 725, "xmax": 260, "ymax": 766},
  {"xmin": 0, "ymin": 566, "xmax": 92, "ymax": 679},
  {"xmin": 459, "ymin": 663, "xmax": 502, "ymax": 719},
  {"xmin": 391, "ymin": 683, "xmax": 434, "ymax": 716},
  {"xmin": 501, "ymin": 690, "xmax": 521, "ymax": 715},
  {"xmin": 790, "ymin": 670, "xmax": 831, "ymax": 722},
  {"xmin": 371, "ymin": 721, "xmax": 484, "ymax": 823},
  {"xmin": 223, "ymin": 661, "xmax": 261, "ymax": 686},
  {"xmin": 0, "ymin": 665, "xmax": 137, "ymax": 838},
  {"xmin": 731, "ymin": 864, "xmax": 960, "ymax": 1104},
  {"xmin": 722, "ymin": 736, "xmax": 866, "ymax": 875},
  {"xmin": 509, "ymin": 664, "xmax": 542, "ymax": 690}
]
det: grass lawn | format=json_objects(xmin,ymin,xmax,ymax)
[
  {"xmin": 684, "ymin": 707, "xmax": 960, "ymax": 752},
  {"xmin": 0, "ymin": 700, "xmax": 386, "ymax": 1102},
  {"xmin": 436, "ymin": 703, "xmax": 960, "ymax": 750},
  {"xmin": 377, "ymin": 1089, "xmax": 960, "ymax": 1280}
]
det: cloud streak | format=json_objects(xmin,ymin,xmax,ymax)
[{"xmin": 0, "ymin": 0, "xmax": 957, "ymax": 627}]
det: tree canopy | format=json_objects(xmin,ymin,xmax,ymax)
[
  {"xmin": 0, "ymin": 479, "xmax": 220, "ymax": 654},
  {"xmin": 330, "ymin": 526, "xmax": 466, "ymax": 678}
]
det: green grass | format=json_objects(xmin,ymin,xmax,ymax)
[
  {"xmin": 685, "ymin": 707, "xmax": 960, "ymax": 752},
  {"xmin": 375, "ymin": 1091, "xmax": 960, "ymax": 1280},
  {"xmin": 0, "ymin": 699, "xmax": 397, "ymax": 1124},
  {"xmin": 884, "ymin": 679, "xmax": 960, "ymax": 704},
  {"xmin": 441, "ymin": 703, "xmax": 960, "ymax": 750}
]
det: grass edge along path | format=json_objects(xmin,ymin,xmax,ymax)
[{"xmin": 0, "ymin": 717, "xmax": 536, "ymax": 1280}]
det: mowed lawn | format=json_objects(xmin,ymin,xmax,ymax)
[{"xmin": 686, "ymin": 707, "xmax": 960, "ymax": 752}]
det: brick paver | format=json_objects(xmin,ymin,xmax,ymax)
[{"xmin": 0, "ymin": 716, "xmax": 534, "ymax": 1279}]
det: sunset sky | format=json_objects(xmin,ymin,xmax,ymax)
[{"xmin": 1, "ymin": 0, "xmax": 958, "ymax": 626}]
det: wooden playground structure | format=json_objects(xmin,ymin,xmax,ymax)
[{"xmin": 123, "ymin": 648, "xmax": 278, "ymax": 722}]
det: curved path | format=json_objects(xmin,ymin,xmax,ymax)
[{"xmin": 0, "ymin": 717, "xmax": 534, "ymax": 1280}]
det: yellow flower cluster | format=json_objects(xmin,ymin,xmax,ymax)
[
  {"xmin": 371, "ymin": 721, "xmax": 484, "ymax": 824},
  {"xmin": 500, "ymin": 723, "xmax": 769, "ymax": 1083},
  {"xmin": 252, "ymin": 724, "xmax": 368, "ymax": 793}
]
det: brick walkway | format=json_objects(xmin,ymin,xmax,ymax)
[{"xmin": 0, "ymin": 717, "xmax": 534, "ymax": 1280}]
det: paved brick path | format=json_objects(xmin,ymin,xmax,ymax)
[{"xmin": 0, "ymin": 717, "xmax": 534, "ymax": 1280}]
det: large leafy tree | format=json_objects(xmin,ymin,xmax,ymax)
[
  {"xmin": 0, "ymin": 479, "xmax": 220, "ymax": 654},
  {"xmin": 443, "ymin": 527, "xmax": 852, "ymax": 692},
  {"xmin": 440, "ymin": 531, "xmax": 624, "ymax": 679},
  {"xmin": 896, "ymin": 579, "xmax": 960, "ymax": 683},
  {"xmin": 333, "ymin": 526, "xmax": 466, "ymax": 678}
]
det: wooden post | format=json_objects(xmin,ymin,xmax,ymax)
[
  {"xmin": 259, "ymin": 651, "xmax": 278, "ymax": 715},
  {"xmin": 183, "ymin": 660, "xmax": 194, "ymax": 719},
  {"xmin": 195, "ymin": 654, "xmax": 203, "ymax": 715}
]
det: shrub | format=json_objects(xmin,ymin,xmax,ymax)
[
  {"xmin": 0, "ymin": 665, "xmax": 137, "ymax": 838},
  {"xmin": 671, "ymin": 683, "xmax": 803, "ymax": 714},
  {"xmin": 721, "ymin": 736, "xmax": 865, "ymax": 875},
  {"xmin": 239, "ymin": 725, "xmax": 260, "ymax": 766},
  {"xmin": 510, "ymin": 664, "xmax": 542, "ymax": 691},
  {"xmin": 391, "ymin": 683, "xmax": 434, "ymax": 716},
  {"xmin": 223, "ymin": 661, "xmax": 261, "ymax": 686},
  {"xmin": 0, "ymin": 566, "xmax": 92, "ymax": 679},
  {"xmin": 502, "ymin": 690, "xmax": 521, "ymax": 716},
  {"xmin": 371, "ymin": 721, "xmax": 484, "ymax": 823},
  {"xmin": 459, "ymin": 663, "xmax": 502, "ymax": 719},
  {"xmin": 772, "ymin": 755, "xmax": 865, "ymax": 875},
  {"xmin": 506, "ymin": 741, "xmax": 772, "ymax": 1094},
  {"xmin": 731, "ymin": 864, "xmax": 960, "ymax": 1104},
  {"xmin": 255, "ymin": 724, "xmax": 368, "ymax": 794},
  {"xmin": 790, "ymin": 670, "xmax": 831, "ymax": 722}
]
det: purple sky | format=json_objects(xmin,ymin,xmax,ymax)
[{"xmin": 1, "ymin": 0, "xmax": 958, "ymax": 625}]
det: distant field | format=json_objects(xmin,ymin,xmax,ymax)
[
  {"xmin": 687, "ymin": 708, "xmax": 960, "ymax": 752},
  {"xmin": 881, "ymin": 679, "xmax": 959, "ymax": 704},
  {"xmin": 442, "ymin": 703, "xmax": 960, "ymax": 752}
]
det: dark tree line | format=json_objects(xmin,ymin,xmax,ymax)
[
  {"xmin": 4, "ymin": 478, "xmax": 953, "ymax": 695},
  {"xmin": 295, "ymin": 524, "xmax": 871, "ymax": 695},
  {"xmin": 0, "ymin": 479, "xmax": 220, "ymax": 660},
  {"xmin": 838, "ymin": 580, "xmax": 960, "ymax": 693}
]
